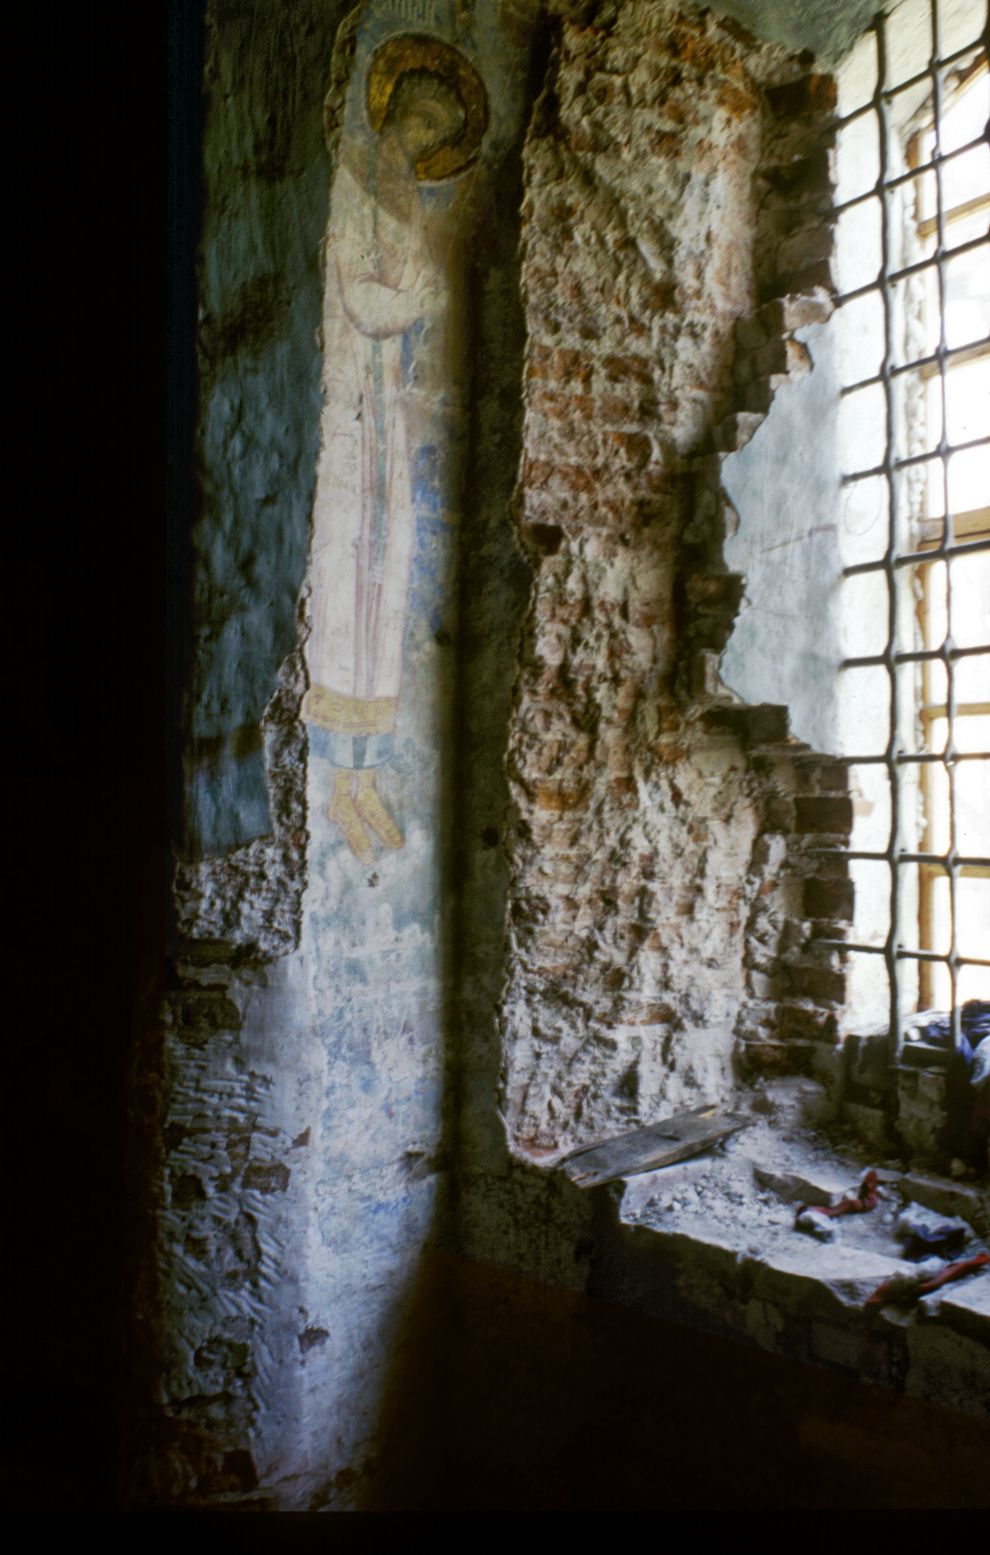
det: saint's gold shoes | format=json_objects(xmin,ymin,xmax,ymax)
[
  {"xmin": 327, "ymin": 770, "xmax": 375, "ymax": 865},
  {"xmin": 353, "ymin": 769, "xmax": 404, "ymax": 851}
]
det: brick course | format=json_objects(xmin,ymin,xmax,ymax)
[{"xmin": 502, "ymin": 0, "xmax": 846, "ymax": 1152}]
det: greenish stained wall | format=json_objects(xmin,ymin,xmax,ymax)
[
  {"xmin": 184, "ymin": 0, "xmax": 353, "ymax": 856},
  {"xmin": 708, "ymin": 0, "xmax": 884, "ymax": 67}
]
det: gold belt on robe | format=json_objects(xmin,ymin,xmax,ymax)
[{"xmin": 303, "ymin": 685, "xmax": 397, "ymax": 736}]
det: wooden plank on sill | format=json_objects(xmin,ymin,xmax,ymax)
[
  {"xmin": 560, "ymin": 1101, "xmax": 716, "ymax": 1163},
  {"xmin": 559, "ymin": 1105, "xmax": 752, "ymax": 1189}
]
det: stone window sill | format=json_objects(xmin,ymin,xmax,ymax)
[{"xmin": 569, "ymin": 1083, "xmax": 990, "ymax": 1418}]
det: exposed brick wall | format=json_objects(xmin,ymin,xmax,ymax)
[
  {"xmin": 502, "ymin": 0, "xmax": 848, "ymax": 1154},
  {"xmin": 126, "ymin": 941, "xmax": 300, "ymax": 1506}
]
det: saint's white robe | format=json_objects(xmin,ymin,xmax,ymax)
[{"xmin": 304, "ymin": 156, "xmax": 441, "ymax": 768}]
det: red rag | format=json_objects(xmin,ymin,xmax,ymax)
[
  {"xmin": 864, "ymin": 1251, "xmax": 989, "ymax": 1308},
  {"xmin": 800, "ymin": 1168, "xmax": 880, "ymax": 1221},
  {"xmin": 915, "ymin": 1251, "xmax": 989, "ymax": 1295}
]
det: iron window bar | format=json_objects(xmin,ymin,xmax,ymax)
[
  {"xmin": 839, "ymin": 547, "xmax": 988, "ymax": 578},
  {"xmin": 834, "ymin": 232, "xmax": 988, "ymax": 309},
  {"xmin": 841, "ymin": 336, "xmax": 990, "ymax": 397},
  {"xmin": 832, "ymin": 130, "xmax": 989, "ymax": 218},
  {"xmin": 840, "ymin": 642, "xmax": 990, "ymax": 667},
  {"xmin": 826, "ymin": 3, "xmax": 990, "ymax": 1066},
  {"xmin": 836, "ymin": 36, "xmax": 984, "ymax": 130},
  {"xmin": 812, "ymin": 850, "xmax": 990, "ymax": 867},
  {"xmin": 841, "ymin": 433, "xmax": 990, "ymax": 487},
  {"xmin": 834, "ymin": 751, "xmax": 990, "ymax": 764},
  {"xmin": 843, "ymin": 539, "xmax": 990, "ymax": 575},
  {"xmin": 815, "ymin": 941, "xmax": 990, "ymax": 969},
  {"xmin": 899, "ymin": 952, "xmax": 990, "ymax": 967}
]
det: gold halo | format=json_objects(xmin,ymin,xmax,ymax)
[{"xmin": 366, "ymin": 32, "xmax": 489, "ymax": 183}]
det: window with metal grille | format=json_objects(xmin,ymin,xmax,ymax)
[{"xmin": 831, "ymin": 0, "xmax": 989, "ymax": 1060}]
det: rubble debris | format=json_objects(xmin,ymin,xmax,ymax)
[
  {"xmin": 895, "ymin": 1202, "xmax": 972, "ymax": 1259},
  {"xmin": 894, "ymin": 1172, "xmax": 990, "ymax": 1239},
  {"xmin": 614, "ymin": 1102, "xmax": 988, "ymax": 1408},
  {"xmin": 796, "ymin": 1207, "xmax": 838, "ymax": 1242},
  {"xmin": 754, "ymin": 1162, "xmax": 850, "ymax": 1206}
]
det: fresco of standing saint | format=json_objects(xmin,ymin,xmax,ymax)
[{"xmin": 303, "ymin": 33, "xmax": 489, "ymax": 865}]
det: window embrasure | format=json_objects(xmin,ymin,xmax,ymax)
[{"xmin": 831, "ymin": 0, "xmax": 989, "ymax": 1056}]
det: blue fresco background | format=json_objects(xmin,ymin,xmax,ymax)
[{"xmin": 183, "ymin": 0, "xmax": 533, "ymax": 858}]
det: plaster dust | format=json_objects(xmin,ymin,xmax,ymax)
[
  {"xmin": 606, "ymin": 1081, "xmax": 990, "ymax": 1412},
  {"xmin": 619, "ymin": 1095, "xmax": 986, "ymax": 1270}
]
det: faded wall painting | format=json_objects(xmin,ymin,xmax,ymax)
[
  {"xmin": 304, "ymin": 12, "xmax": 497, "ymax": 866},
  {"xmin": 292, "ymin": 4, "xmax": 539, "ymax": 1489}
]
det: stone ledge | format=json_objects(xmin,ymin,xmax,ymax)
[{"xmin": 578, "ymin": 1117, "xmax": 990, "ymax": 1418}]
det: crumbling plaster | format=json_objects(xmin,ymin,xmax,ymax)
[
  {"xmin": 500, "ymin": 1, "xmax": 846, "ymax": 1158},
  {"xmin": 147, "ymin": 0, "xmax": 987, "ymax": 1511}
]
